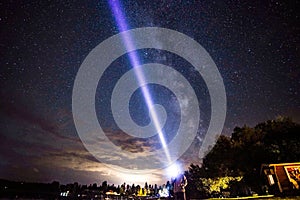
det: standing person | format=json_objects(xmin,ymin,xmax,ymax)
[
  {"xmin": 173, "ymin": 173, "xmax": 187, "ymax": 200},
  {"xmin": 166, "ymin": 180, "xmax": 173, "ymax": 198}
]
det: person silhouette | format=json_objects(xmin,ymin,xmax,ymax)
[{"xmin": 173, "ymin": 173, "xmax": 187, "ymax": 200}]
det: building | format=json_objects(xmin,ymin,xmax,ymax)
[{"xmin": 261, "ymin": 162, "xmax": 300, "ymax": 195}]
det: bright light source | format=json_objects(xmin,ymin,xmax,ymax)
[{"xmin": 165, "ymin": 162, "xmax": 182, "ymax": 179}]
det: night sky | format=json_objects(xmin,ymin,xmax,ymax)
[{"xmin": 0, "ymin": 0, "xmax": 299, "ymax": 185}]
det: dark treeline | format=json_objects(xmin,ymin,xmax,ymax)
[
  {"xmin": 185, "ymin": 116, "xmax": 300, "ymax": 198},
  {"xmin": 0, "ymin": 179, "xmax": 60, "ymax": 199},
  {"xmin": 0, "ymin": 179, "xmax": 171, "ymax": 199}
]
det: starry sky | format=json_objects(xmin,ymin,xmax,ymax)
[{"xmin": 0, "ymin": 0, "xmax": 299, "ymax": 185}]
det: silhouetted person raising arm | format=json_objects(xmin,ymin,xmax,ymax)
[{"xmin": 173, "ymin": 173, "xmax": 187, "ymax": 200}]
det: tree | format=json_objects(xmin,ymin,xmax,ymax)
[
  {"xmin": 202, "ymin": 135, "xmax": 235, "ymax": 177},
  {"xmin": 186, "ymin": 117, "xmax": 300, "ymax": 196},
  {"xmin": 101, "ymin": 181, "xmax": 108, "ymax": 193}
]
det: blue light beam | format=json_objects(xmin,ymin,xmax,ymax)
[{"xmin": 108, "ymin": 0, "xmax": 172, "ymax": 163}]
